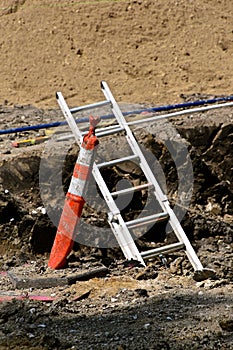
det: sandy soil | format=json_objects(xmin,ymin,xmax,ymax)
[{"xmin": 0, "ymin": 0, "xmax": 233, "ymax": 109}]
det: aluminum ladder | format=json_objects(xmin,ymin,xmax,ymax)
[{"xmin": 56, "ymin": 81, "xmax": 215, "ymax": 281}]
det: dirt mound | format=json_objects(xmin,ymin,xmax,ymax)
[
  {"xmin": 0, "ymin": 0, "xmax": 233, "ymax": 108},
  {"xmin": 1, "ymin": 103, "xmax": 232, "ymax": 258},
  {"xmin": 0, "ymin": 102, "xmax": 232, "ymax": 349},
  {"xmin": 0, "ymin": 85, "xmax": 233, "ymax": 350}
]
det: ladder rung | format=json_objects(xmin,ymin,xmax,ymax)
[
  {"xmin": 70, "ymin": 100, "xmax": 111, "ymax": 113},
  {"xmin": 96, "ymin": 126, "xmax": 124, "ymax": 137},
  {"xmin": 56, "ymin": 126, "xmax": 124, "ymax": 141},
  {"xmin": 111, "ymin": 183, "xmax": 153, "ymax": 197},
  {"xmin": 55, "ymin": 126, "xmax": 124, "ymax": 141},
  {"xmin": 97, "ymin": 154, "xmax": 139, "ymax": 169},
  {"xmin": 96, "ymin": 124, "xmax": 120, "ymax": 132},
  {"xmin": 141, "ymin": 242, "xmax": 185, "ymax": 259},
  {"xmin": 126, "ymin": 212, "xmax": 169, "ymax": 229}
]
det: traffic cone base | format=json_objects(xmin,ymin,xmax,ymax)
[
  {"xmin": 48, "ymin": 232, "xmax": 74, "ymax": 269},
  {"xmin": 48, "ymin": 195, "xmax": 85, "ymax": 269}
]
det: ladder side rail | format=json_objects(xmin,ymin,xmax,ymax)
[
  {"xmin": 101, "ymin": 82, "xmax": 168, "ymax": 206},
  {"xmin": 56, "ymin": 92, "xmax": 83, "ymax": 145},
  {"xmin": 56, "ymin": 92, "xmax": 126, "ymax": 215},
  {"xmin": 101, "ymin": 82, "xmax": 204, "ymax": 271},
  {"xmin": 92, "ymin": 164, "xmax": 145, "ymax": 265},
  {"xmin": 107, "ymin": 213, "xmax": 145, "ymax": 265},
  {"xmin": 163, "ymin": 202, "xmax": 203, "ymax": 270},
  {"xmin": 56, "ymin": 92, "xmax": 145, "ymax": 265}
]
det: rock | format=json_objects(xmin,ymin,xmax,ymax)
[
  {"xmin": 205, "ymin": 200, "xmax": 222, "ymax": 215},
  {"xmin": 219, "ymin": 318, "xmax": 233, "ymax": 332},
  {"xmin": 170, "ymin": 257, "xmax": 184, "ymax": 275},
  {"xmin": 196, "ymin": 279, "xmax": 227, "ymax": 289},
  {"xmin": 223, "ymin": 214, "xmax": 233, "ymax": 223},
  {"xmin": 135, "ymin": 288, "xmax": 149, "ymax": 297},
  {"xmin": 39, "ymin": 334, "xmax": 60, "ymax": 348},
  {"xmin": 135, "ymin": 265, "xmax": 158, "ymax": 280},
  {"xmin": 193, "ymin": 268, "xmax": 216, "ymax": 282}
]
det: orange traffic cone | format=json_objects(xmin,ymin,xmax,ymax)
[{"xmin": 48, "ymin": 115, "xmax": 100, "ymax": 269}]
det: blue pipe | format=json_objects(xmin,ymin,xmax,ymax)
[
  {"xmin": 0, "ymin": 120, "xmax": 68, "ymax": 135},
  {"xmin": 1, "ymin": 94, "xmax": 233, "ymax": 135},
  {"xmin": 123, "ymin": 94, "xmax": 233, "ymax": 116}
]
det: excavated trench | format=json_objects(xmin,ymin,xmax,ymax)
[{"xmin": 0, "ymin": 104, "xmax": 232, "ymax": 277}]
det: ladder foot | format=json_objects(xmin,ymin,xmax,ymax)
[{"xmin": 193, "ymin": 268, "xmax": 216, "ymax": 282}]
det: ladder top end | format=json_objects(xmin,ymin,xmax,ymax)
[
  {"xmin": 100, "ymin": 81, "xmax": 106, "ymax": 89},
  {"xmin": 56, "ymin": 92, "xmax": 61, "ymax": 99}
]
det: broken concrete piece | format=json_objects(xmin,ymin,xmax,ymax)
[{"xmin": 8, "ymin": 266, "xmax": 109, "ymax": 289}]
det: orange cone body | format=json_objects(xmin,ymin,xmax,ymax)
[{"xmin": 48, "ymin": 116, "xmax": 100, "ymax": 269}]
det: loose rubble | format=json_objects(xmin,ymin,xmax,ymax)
[{"xmin": 0, "ymin": 103, "xmax": 232, "ymax": 350}]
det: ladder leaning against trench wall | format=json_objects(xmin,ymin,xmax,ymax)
[{"xmin": 56, "ymin": 81, "xmax": 217, "ymax": 281}]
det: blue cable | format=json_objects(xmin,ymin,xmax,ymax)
[{"xmin": 1, "ymin": 94, "xmax": 233, "ymax": 135}]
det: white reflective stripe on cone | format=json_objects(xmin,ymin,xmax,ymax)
[
  {"xmin": 68, "ymin": 177, "xmax": 86, "ymax": 197},
  {"xmin": 78, "ymin": 148, "xmax": 95, "ymax": 165}
]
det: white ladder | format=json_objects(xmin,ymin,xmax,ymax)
[{"xmin": 56, "ymin": 81, "xmax": 215, "ymax": 280}]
